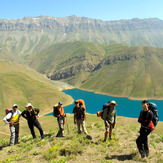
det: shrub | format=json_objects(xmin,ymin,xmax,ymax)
[
  {"xmin": 60, "ymin": 141, "xmax": 84, "ymax": 156},
  {"xmin": 150, "ymin": 142, "xmax": 156, "ymax": 149},
  {"xmin": 94, "ymin": 122, "xmax": 103, "ymax": 128},
  {"xmin": 32, "ymin": 150, "xmax": 42, "ymax": 155},
  {"xmin": 43, "ymin": 146, "xmax": 60, "ymax": 160},
  {"xmin": 3, "ymin": 154, "xmax": 28, "ymax": 162},
  {"xmin": 0, "ymin": 139, "xmax": 9, "ymax": 147},
  {"xmin": 155, "ymin": 137, "xmax": 162, "ymax": 143}
]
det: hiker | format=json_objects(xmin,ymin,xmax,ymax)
[
  {"xmin": 73, "ymin": 100, "xmax": 89, "ymax": 135},
  {"xmin": 103, "ymin": 100, "xmax": 117, "ymax": 142},
  {"xmin": 3, "ymin": 104, "xmax": 21, "ymax": 146},
  {"xmin": 56, "ymin": 102, "xmax": 66, "ymax": 137},
  {"xmin": 21, "ymin": 103, "xmax": 44, "ymax": 139},
  {"xmin": 136, "ymin": 100, "xmax": 154, "ymax": 158}
]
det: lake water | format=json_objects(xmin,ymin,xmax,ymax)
[{"xmin": 46, "ymin": 88, "xmax": 163, "ymax": 121}]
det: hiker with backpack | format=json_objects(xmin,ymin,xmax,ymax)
[
  {"xmin": 21, "ymin": 103, "xmax": 44, "ymax": 139},
  {"xmin": 73, "ymin": 99, "xmax": 89, "ymax": 136},
  {"xmin": 136, "ymin": 100, "xmax": 158, "ymax": 158},
  {"xmin": 3, "ymin": 104, "xmax": 21, "ymax": 146},
  {"xmin": 54, "ymin": 102, "xmax": 66, "ymax": 137},
  {"xmin": 103, "ymin": 100, "xmax": 117, "ymax": 142}
]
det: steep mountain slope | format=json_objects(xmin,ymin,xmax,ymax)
[
  {"xmin": 0, "ymin": 53, "xmax": 72, "ymax": 116},
  {"xmin": 27, "ymin": 41, "xmax": 105, "ymax": 85},
  {"xmin": 27, "ymin": 42, "xmax": 163, "ymax": 98},
  {"xmin": 0, "ymin": 16, "xmax": 163, "ymax": 57},
  {"xmin": 82, "ymin": 46, "xmax": 163, "ymax": 98}
]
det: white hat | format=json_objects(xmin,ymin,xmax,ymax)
[
  {"xmin": 109, "ymin": 100, "xmax": 118, "ymax": 106},
  {"xmin": 12, "ymin": 104, "xmax": 18, "ymax": 108},
  {"xmin": 25, "ymin": 103, "xmax": 33, "ymax": 108}
]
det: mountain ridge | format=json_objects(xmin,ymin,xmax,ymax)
[{"xmin": 1, "ymin": 16, "xmax": 163, "ymax": 58}]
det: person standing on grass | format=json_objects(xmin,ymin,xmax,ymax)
[
  {"xmin": 136, "ymin": 100, "xmax": 154, "ymax": 158},
  {"xmin": 3, "ymin": 104, "xmax": 21, "ymax": 146},
  {"xmin": 21, "ymin": 103, "xmax": 44, "ymax": 139},
  {"xmin": 103, "ymin": 100, "xmax": 117, "ymax": 142},
  {"xmin": 73, "ymin": 100, "xmax": 89, "ymax": 136},
  {"xmin": 56, "ymin": 102, "xmax": 66, "ymax": 137}
]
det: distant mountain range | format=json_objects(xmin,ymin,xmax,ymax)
[
  {"xmin": 0, "ymin": 16, "xmax": 163, "ymax": 99},
  {"xmin": 0, "ymin": 16, "xmax": 163, "ymax": 57}
]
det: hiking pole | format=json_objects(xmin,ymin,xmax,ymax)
[{"xmin": 66, "ymin": 116, "xmax": 69, "ymax": 134}]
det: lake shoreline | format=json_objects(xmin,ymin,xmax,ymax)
[
  {"xmin": 66, "ymin": 86, "xmax": 163, "ymax": 101},
  {"xmin": 52, "ymin": 80, "xmax": 163, "ymax": 100}
]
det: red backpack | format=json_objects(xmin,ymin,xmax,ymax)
[
  {"xmin": 5, "ymin": 108, "xmax": 13, "ymax": 115},
  {"xmin": 5, "ymin": 108, "xmax": 14, "ymax": 121}
]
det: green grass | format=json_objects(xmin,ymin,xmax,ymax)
[
  {"xmin": 0, "ymin": 115, "xmax": 162, "ymax": 163},
  {"xmin": 0, "ymin": 60, "xmax": 72, "ymax": 116}
]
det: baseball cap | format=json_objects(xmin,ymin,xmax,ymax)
[{"xmin": 58, "ymin": 101, "xmax": 63, "ymax": 105}]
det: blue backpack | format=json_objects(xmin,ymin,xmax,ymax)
[{"xmin": 148, "ymin": 102, "xmax": 159, "ymax": 127}]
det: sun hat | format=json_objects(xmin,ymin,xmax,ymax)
[
  {"xmin": 109, "ymin": 101, "xmax": 118, "ymax": 106},
  {"xmin": 25, "ymin": 103, "xmax": 33, "ymax": 108},
  {"xmin": 12, "ymin": 104, "xmax": 18, "ymax": 108}
]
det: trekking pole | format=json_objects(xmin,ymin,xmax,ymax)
[{"xmin": 66, "ymin": 116, "xmax": 69, "ymax": 134}]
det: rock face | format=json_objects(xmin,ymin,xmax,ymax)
[{"xmin": 1, "ymin": 16, "xmax": 163, "ymax": 57}]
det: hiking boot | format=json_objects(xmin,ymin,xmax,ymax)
[
  {"xmin": 145, "ymin": 150, "xmax": 149, "ymax": 157},
  {"xmin": 86, "ymin": 135, "xmax": 92, "ymax": 140},
  {"xmin": 141, "ymin": 153, "xmax": 146, "ymax": 158},
  {"xmin": 140, "ymin": 150, "xmax": 145, "ymax": 158},
  {"xmin": 103, "ymin": 139, "xmax": 106, "ymax": 142}
]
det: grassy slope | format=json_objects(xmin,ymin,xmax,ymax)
[
  {"xmin": 81, "ymin": 46, "xmax": 163, "ymax": 98},
  {"xmin": 27, "ymin": 41, "xmax": 105, "ymax": 86},
  {"xmin": 28, "ymin": 41, "xmax": 105, "ymax": 72},
  {"xmin": 0, "ymin": 57, "xmax": 73, "ymax": 138},
  {"xmin": 0, "ymin": 115, "xmax": 162, "ymax": 163},
  {"xmin": 26, "ymin": 42, "xmax": 163, "ymax": 98}
]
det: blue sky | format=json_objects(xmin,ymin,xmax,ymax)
[{"xmin": 1, "ymin": 0, "xmax": 163, "ymax": 21}]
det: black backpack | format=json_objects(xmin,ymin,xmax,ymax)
[
  {"xmin": 53, "ymin": 106, "xmax": 60, "ymax": 117},
  {"xmin": 148, "ymin": 102, "xmax": 159, "ymax": 127}
]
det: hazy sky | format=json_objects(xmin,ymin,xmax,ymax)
[{"xmin": 1, "ymin": 0, "xmax": 163, "ymax": 21}]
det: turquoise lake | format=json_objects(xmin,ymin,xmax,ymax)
[{"xmin": 46, "ymin": 88, "xmax": 163, "ymax": 121}]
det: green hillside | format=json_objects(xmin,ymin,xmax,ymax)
[
  {"xmin": 27, "ymin": 41, "xmax": 105, "ymax": 86},
  {"xmin": 82, "ymin": 46, "xmax": 163, "ymax": 98},
  {"xmin": 26, "ymin": 42, "xmax": 163, "ymax": 99},
  {"xmin": 0, "ymin": 55, "xmax": 73, "ymax": 117}
]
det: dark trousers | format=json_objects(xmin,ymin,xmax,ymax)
[
  {"xmin": 10, "ymin": 123, "xmax": 19, "ymax": 146},
  {"xmin": 136, "ymin": 127, "xmax": 151, "ymax": 156},
  {"xmin": 28, "ymin": 120, "xmax": 44, "ymax": 139}
]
